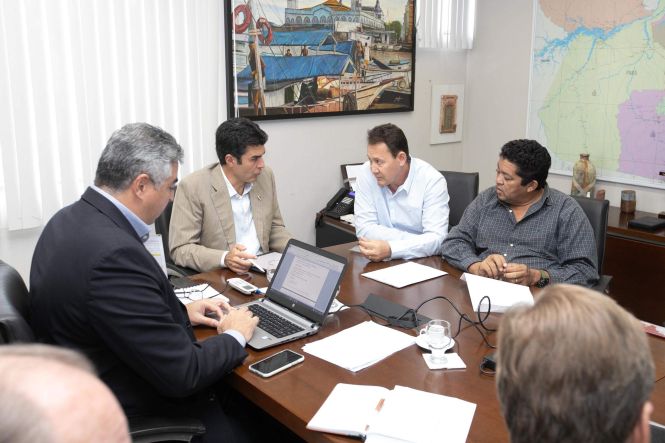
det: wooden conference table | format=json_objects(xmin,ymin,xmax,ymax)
[{"xmin": 193, "ymin": 242, "xmax": 665, "ymax": 443}]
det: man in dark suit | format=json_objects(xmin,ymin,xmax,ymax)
[{"xmin": 29, "ymin": 123, "xmax": 258, "ymax": 442}]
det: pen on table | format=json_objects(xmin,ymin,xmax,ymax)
[{"xmin": 363, "ymin": 398, "xmax": 385, "ymax": 435}]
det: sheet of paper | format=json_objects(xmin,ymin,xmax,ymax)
[
  {"xmin": 462, "ymin": 273, "xmax": 534, "ymax": 313},
  {"xmin": 344, "ymin": 164, "xmax": 364, "ymax": 191},
  {"xmin": 302, "ymin": 321, "xmax": 415, "ymax": 372},
  {"xmin": 144, "ymin": 234, "xmax": 167, "ymax": 276},
  {"xmin": 174, "ymin": 284, "xmax": 229, "ymax": 305},
  {"xmin": 340, "ymin": 214, "xmax": 355, "ymax": 225},
  {"xmin": 362, "ymin": 262, "xmax": 446, "ymax": 288},
  {"xmin": 365, "ymin": 385, "xmax": 476, "ymax": 443},
  {"xmin": 255, "ymin": 252, "xmax": 282, "ymax": 271},
  {"xmin": 328, "ymin": 298, "xmax": 349, "ymax": 313}
]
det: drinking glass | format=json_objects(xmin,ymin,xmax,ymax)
[{"xmin": 420, "ymin": 319, "xmax": 451, "ymax": 364}]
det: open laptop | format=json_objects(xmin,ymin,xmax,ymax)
[{"xmin": 238, "ymin": 239, "xmax": 347, "ymax": 350}]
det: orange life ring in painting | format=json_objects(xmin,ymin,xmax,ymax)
[
  {"xmin": 234, "ymin": 4, "xmax": 252, "ymax": 34},
  {"xmin": 255, "ymin": 17, "xmax": 273, "ymax": 45}
]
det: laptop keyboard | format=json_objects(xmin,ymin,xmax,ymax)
[{"xmin": 248, "ymin": 304, "xmax": 304, "ymax": 338}]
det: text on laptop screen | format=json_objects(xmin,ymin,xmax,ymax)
[{"xmin": 269, "ymin": 244, "xmax": 345, "ymax": 314}]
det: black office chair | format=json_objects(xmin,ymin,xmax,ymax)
[
  {"xmin": 154, "ymin": 200, "xmax": 198, "ymax": 278},
  {"xmin": 440, "ymin": 171, "xmax": 480, "ymax": 227},
  {"xmin": 571, "ymin": 196, "xmax": 613, "ymax": 294},
  {"xmin": 0, "ymin": 260, "xmax": 34, "ymax": 344},
  {"xmin": 651, "ymin": 422, "xmax": 665, "ymax": 443},
  {"xmin": 0, "ymin": 260, "xmax": 205, "ymax": 442}
]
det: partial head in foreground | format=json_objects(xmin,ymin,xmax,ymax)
[
  {"xmin": 0, "ymin": 344, "xmax": 130, "ymax": 443},
  {"xmin": 496, "ymin": 284, "xmax": 654, "ymax": 443}
]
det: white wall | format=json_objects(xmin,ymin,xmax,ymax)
[{"xmin": 465, "ymin": 0, "xmax": 665, "ymax": 213}]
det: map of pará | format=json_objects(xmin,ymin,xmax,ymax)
[{"xmin": 527, "ymin": 0, "xmax": 665, "ymax": 189}]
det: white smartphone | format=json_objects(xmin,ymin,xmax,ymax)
[{"xmin": 249, "ymin": 350, "xmax": 304, "ymax": 378}]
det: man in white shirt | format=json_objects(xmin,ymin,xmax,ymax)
[
  {"xmin": 354, "ymin": 123, "xmax": 450, "ymax": 261},
  {"xmin": 170, "ymin": 118, "xmax": 291, "ymax": 273}
]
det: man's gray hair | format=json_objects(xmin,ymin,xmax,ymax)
[{"xmin": 94, "ymin": 123, "xmax": 184, "ymax": 191}]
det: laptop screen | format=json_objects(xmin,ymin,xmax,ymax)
[{"xmin": 268, "ymin": 241, "xmax": 346, "ymax": 317}]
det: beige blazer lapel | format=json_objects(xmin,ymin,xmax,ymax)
[{"xmin": 209, "ymin": 166, "xmax": 236, "ymax": 248}]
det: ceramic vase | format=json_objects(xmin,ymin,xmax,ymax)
[{"xmin": 571, "ymin": 153, "xmax": 596, "ymax": 198}]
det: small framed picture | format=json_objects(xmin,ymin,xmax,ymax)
[{"xmin": 430, "ymin": 84, "xmax": 464, "ymax": 144}]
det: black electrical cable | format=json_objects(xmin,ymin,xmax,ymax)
[
  {"xmin": 411, "ymin": 295, "xmax": 497, "ymax": 349},
  {"xmin": 342, "ymin": 295, "xmax": 497, "ymax": 349}
]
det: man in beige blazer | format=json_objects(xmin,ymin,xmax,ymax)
[{"xmin": 170, "ymin": 118, "xmax": 291, "ymax": 273}]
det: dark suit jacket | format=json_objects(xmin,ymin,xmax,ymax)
[{"xmin": 29, "ymin": 187, "xmax": 247, "ymax": 418}]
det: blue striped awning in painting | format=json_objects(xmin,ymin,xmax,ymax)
[
  {"xmin": 236, "ymin": 55, "xmax": 354, "ymax": 91},
  {"xmin": 316, "ymin": 40, "xmax": 354, "ymax": 56}
]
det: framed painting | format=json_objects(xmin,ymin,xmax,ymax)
[{"xmin": 224, "ymin": 0, "xmax": 416, "ymax": 121}]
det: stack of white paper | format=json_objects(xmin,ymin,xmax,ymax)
[
  {"xmin": 302, "ymin": 321, "xmax": 415, "ymax": 372},
  {"xmin": 462, "ymin": 272, "xmax": 534, "ymax": 313}
]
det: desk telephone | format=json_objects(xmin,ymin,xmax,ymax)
[{"xmin": 325, "ymin": 188, "xmax": 355, "ymax": 219}]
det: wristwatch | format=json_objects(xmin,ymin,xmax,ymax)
[{"xmin": 535, "ymin": 270, "xmax": 550, "ymax": 288}]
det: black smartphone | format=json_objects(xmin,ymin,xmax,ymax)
[{"xmin": 248, "ymin": 350, "xmax": 304, "ymax": 378}]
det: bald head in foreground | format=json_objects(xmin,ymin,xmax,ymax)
[
  {"xmin": 0, "ymin": 344, "xmax": 129, "ymax": 443},
  {"xmin": 496, "ymin": 284, "xmax": 654, "ymax": 443}
]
